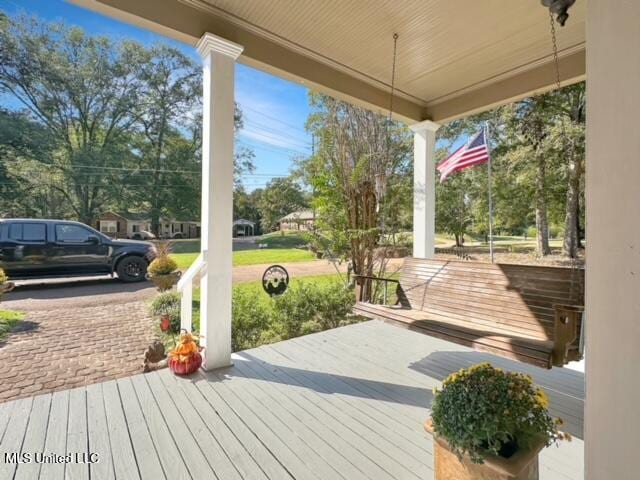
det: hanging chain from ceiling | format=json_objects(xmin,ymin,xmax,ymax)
[
  {"xmin": 548, "ymin": 11, "xmax": 562, "ymax": 90},
  {"xmin": 387, "ymin": 33, "xmax": 399, "ymax": 123}
]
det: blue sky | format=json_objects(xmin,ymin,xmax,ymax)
[{"xmin": 0, "ymin": 0, "xmax": 313, "ymax": 191}]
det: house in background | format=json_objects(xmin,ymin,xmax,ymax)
[
  {"xmin": 233, "ymin": 218, "xmax": 255, "ymax": 237},
  {"xmin": 278, "ymin": 209, "xmax": 316, "ymax": 231},
  {"xmin": 96, "ymin": 211, "xmax": 200, "ymax": 239}
]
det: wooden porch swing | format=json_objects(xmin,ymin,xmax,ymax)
[
  {"xmin": 354, "ymin": 258, "xmax": 585, "ymax": 369},
  {"xmin": 353, "ymin": 16, "xmax": 584, "ymax": 369}
]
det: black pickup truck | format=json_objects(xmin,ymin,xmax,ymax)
[{"xmin": 0, "ymin": 219, "xmax": 156, "ymax": 282}]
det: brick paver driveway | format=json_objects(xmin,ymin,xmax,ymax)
[{"xmin": 0, "ymin": 278, "xmax": 157, "ymax": 403}]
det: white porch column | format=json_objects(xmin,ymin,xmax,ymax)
[
  {"xmin": 586, "ymin": 2, "xmax": 640, "ymax": 479},
  {"xmin": 410, "ymin": 120, "xmax": 440, "ymax": 259},
  {"xmin": 197, "ymin": 33, "xmax": 243, "ymax": 370}
]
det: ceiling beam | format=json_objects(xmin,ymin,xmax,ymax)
[
  {"xmin": 427, "ymin": 49, "xmax": 586, "ymax": 123},
  {"xmin": 68, "ymin": 0, "xmax": 427, "ymax": 124}
]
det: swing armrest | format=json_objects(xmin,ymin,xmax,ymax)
[
  {"xmin": 552, "ymin": 304, "xmax": 585, "ymax": 366},
  {"xmin": 353, "ymin": 275, "xmax": 400, "ymax": 303}
]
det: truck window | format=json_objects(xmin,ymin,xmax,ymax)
[
  {"xmin": 9, "ymin": 223, "xmax": 46, "ymax": 242},
  {"xmin": 55, "ymin": 224, "xmax": 93, "ymax": 243}
]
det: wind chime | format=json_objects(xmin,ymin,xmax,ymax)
[
  {"xmin": 374, "ymin": 33, "xmax": 399, "ymax": 215},
  {"xmin": 541, "ymin": 0, "xmax": 576, "ymax": 27}
]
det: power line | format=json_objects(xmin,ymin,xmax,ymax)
[
  {"xmin": 239, "ymin": 103, "xmax": 309, "ymax": 134},
  {"xmin": 239, "ymin": 128, "xmax": 312, "ymax": 153},
  {"xmin": 242, "ymin": 119, "xmax": 312, "ymax": 148},
  {"xmin": 0, "ymin": 182, "xmax": 197, "ymax": 188},
  {"xmin": 237, "ymin": 139, "xmax": 309, "ymax": 158},
  {"xmin": 4, "ymin": 168, "xmax": 288, "ymax": 179},
  {"xmin": 0, "ymin": 161, "xmax": 202, "ymax": 174}
]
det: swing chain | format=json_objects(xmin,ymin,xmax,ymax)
[
  {"xmin": 388, "ymin": 33, "xmax": 399, "ymax": 122},
  {"xmin": 549, "ymin": 11, "xmax": 562, "ymax": 90}
]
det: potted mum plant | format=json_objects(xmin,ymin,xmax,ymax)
[
  {"xmin": 0, "ymin": 268, "xmax": 15, "ymax": 296},
  {"xmin": 146, "ymin": 241, "xmax": 180, "ymax": 291},
  {"xmin": 426, "ymin": 363, "xmax": 570, "ymax": 480}
]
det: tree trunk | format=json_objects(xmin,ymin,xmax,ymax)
[
  {"xmin": 535, "ymin": 154, "xmax": 551, "ymax": 256},
  {"xmin": 563, "ymin": 155, "xmax": 582, "ymax": 258},
  {"xmin": 151, "ymin": 210, "xmax": 161, "ymax": 237}
]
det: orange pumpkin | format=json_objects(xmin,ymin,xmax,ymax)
[
  {"xmin": 168, "ymin": 332, "xmax": 202, "ymax": 375},
  {"xmin": 168, "ymin": 352, "xmax": 202, "ymax": 375}
]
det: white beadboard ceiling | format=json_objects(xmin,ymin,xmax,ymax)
[{"xmin": 191, "ymin": 0, "xmax": 585, "ymax": 107}]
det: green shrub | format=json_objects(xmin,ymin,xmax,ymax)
[
  {"xmin": 525, "ymin": 226, "xmax": 537, "ymax": 238},
  {"xmin": 149, "ymin": 291, "xmax": 181, "ymax": 333},
  {"xmin": 214, "ymin": 278, "xmax": 358, "ymax": 352},
  {"xmin": 431, "ymin": 363, "xmax": 566, "ymax": 464},
  {"xmin": 271, "ymin": 282, "xmax": 319, "ymax": 339},
  {"xmin": 314, "ymin": 282, "xmax": 355, "ymax": 330},
  {"xmin": 190, "ymin": 280, "xmax": 359, "ymax": 351},
  {"xmin": 232, "ymin": 289, "xmax": 272, "ymax": 351},
  {"xmin": 270, "ymin": 280, "xmax": 356, "ymax": 339}
]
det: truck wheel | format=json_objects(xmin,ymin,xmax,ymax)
[{"xmin": 116, "ymin": 256, "xmax": 147, "ymax": 283}]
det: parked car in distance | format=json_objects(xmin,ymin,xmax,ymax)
[
  {"xmin": 0, "ymin": 219, "xmax": 156, "ymax": 282},
  {"xmin": 131, "ymin": 230, "xmax": 156, "ymax": 241}
]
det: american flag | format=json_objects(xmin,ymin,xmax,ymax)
[{"xmin": 437, "ymin": 128, "xmax": 490, "ymax": 182}]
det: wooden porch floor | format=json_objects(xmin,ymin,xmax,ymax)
[{"xmin": 0, "ymin": 320, "xmax": 584, "ymax": 480}]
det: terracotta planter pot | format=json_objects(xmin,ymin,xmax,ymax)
[
  {"xmin": 159, "ymin": 314, "xmax": 171, "ymax": 332},
  {"xmin": 146, "ymin": 271, "xmax": 181, "ymax": 291},
  {"xmin": 424, "ymin": 419, "xmax": 546, "ymax": 480}
]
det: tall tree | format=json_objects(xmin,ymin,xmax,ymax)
[
  {"xmin": 0, "ymin": 13, "xmax": 255, "ymax": 227},
  {"xmin": 129, "ymin": 44, "xmax": 200, "ymax": 234},
  {"xmin": 435, "ymin": 171, "xmax": 473, "ymax": 247},
  {"xmin": 234, "ymin": 186, "xmax": 262, "ymax": 233},
  {"xmin": 257, "ymin": 177, "xmax": 307, "ymax": 232},
  {"xmin": 0, "ymin": 14, "xmax": 146, "ymax": 224},
  {"xmin": 437, "ymin": 84, "xmax": 585, "ymax": 257},
  {"xmin": 553, "ymin": 84, "xmax": 585, "ymax": 258},
  {"xmin": 0, "ymin": 108, "xmax": 65, "ymax": 217},
  {"xmin": 300, "ymin": 93, "xmax": 411, "ymax": 290},
  {"xmin": 511, "ymin": 96, "xmax": 554, "ymax": 255}
]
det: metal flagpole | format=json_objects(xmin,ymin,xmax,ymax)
[{"xmin": 485, "ymin": 122, "xmax": 494, "ymax": 263}]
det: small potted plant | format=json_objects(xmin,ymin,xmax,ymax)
[
  {"xmin": 149, "ymin": 291, "xmax": 181, "ymax": 333},
  {"xmin": 426, "ymin": 363, "xmax": 570, "ymax": 480},
  {"xmin": 0, "ymin": 268, "xmax": 15, "ymax": 296},
  {"xmin": 146, "ymin": 241, "xmax": 180, "ymax": 291}
]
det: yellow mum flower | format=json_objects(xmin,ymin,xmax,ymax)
[{"xmin": 535, "ymin": 389, "xmax": 550, "ymax": 409}]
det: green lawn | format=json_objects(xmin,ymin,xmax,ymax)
[
  {"xmin": 171, "ymin": 247, "xmax": 316, "ymax": 269},
  {"xmin": 233, "ymin": 248, "xmax": 315, "ymax": 266},
  {"xmin": 257, "ymin": 231, "xmax": 310, "ymax": 248},
  {"xmin": 169, "ymin": 232, "xmax": 315, "ymax": 269},
  {"xmin": 168, "ymin": 239, "xmax": 200, "ymax": 254},
  {"xmin": 170, "ymin": 252, "xmax": 200, "ymax": 269},
  {"xmin": 0, "ymin": 309, "xmax": 25, "ymax": 341}
]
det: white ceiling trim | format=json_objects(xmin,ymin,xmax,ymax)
[{"xmin": 426, "ymin": 42, "xmax": 586, "ymax": 106}]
